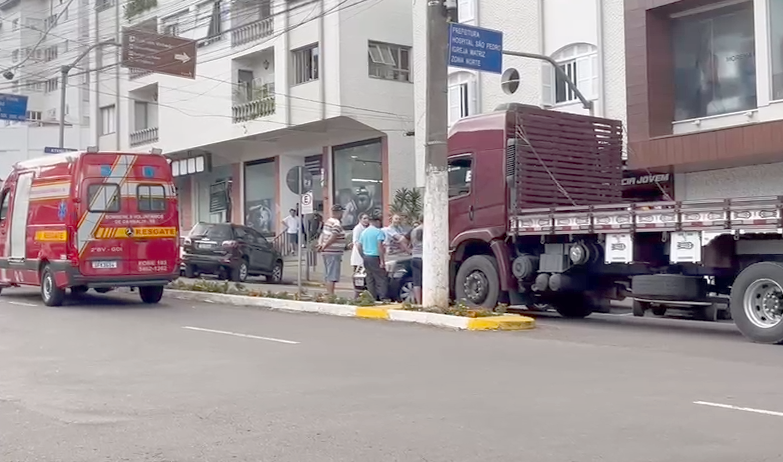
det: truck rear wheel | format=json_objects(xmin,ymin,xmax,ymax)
[
  {"xmin": 455, "ymin": 255, "xmax": 501, "ymax": 309},
  {"xmin": 551, "ymin": 293, "xmax": 594, "ymax": 319},
  {"xmin": 730, "ymin": 262, "xmax": 783, "ymax": 344},
  {"xmin": 40, "ymin": 265, "xmax": 65, "ymax": 307}
]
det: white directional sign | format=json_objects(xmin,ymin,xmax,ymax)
[{"xmin": 300, "ymin": 191, "xmax": 313, "ymax": 214}]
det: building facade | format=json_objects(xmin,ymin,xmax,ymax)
[
  {"xmin": 412, "ymin": 0, "xmax": 627, "ymax": 187},
  {"xmin": 88, "ymin": 0, "xmax": 415, "ymax": 237},
  {"xmin": 626, "ymin": 0, "xmax": 783, "ymax": 201},
  {"xmin": 0, "ymin": 0, "xmax": 93, "ymax": 175}
]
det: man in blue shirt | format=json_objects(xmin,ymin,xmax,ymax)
[{"xmin": 357, "ymin": 213, "xmax": 388, "ymax": 301}]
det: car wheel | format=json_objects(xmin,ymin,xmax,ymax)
[
  {"xmin": 40, "ymin": 265, "xmax": 65, "ymax": 307},
  {"xmin": 231, "ymin": 260, "xmax": 248, "ymax": 282},
  {"xmin": 184, "ymin": 265, "xmax": 197, "ymax": 279},
  {"xmin": 139, "ymin": 286, "xmax": 164, "ymax": 304},
  {"xmin": 268, "ymin": 260, "xmax": 283, "ymax": 283},
  {"xmin": 397, "ymin": 278, "xmax": 414, "ymax": 303}
]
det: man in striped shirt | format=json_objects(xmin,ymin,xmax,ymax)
[{"xmin": 316, "ymin": 204, "xmax": 347, "ymax": 295}]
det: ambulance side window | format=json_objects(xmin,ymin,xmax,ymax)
[
  {"xmin": 0, "ymin": 190, "xmax": 9, "ymax": 221},
  {"xmin": 137, "ymin": 184, "xmax": 166, "ymax": 212},
  {"xmin": 87, "ymin": 183, "xmax": 121, "ymax": 213}
]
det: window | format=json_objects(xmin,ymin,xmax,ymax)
[
  {"xmin": 542, "ymin": 43, "xmax": 598, "ymax": 106},
  {"xmin": 199, "ymin": 0, "xmax": 223, "ymax": 45},
  {"xmin": 233, "ymin": 226, "xmax": 252, "ymax": 242},
  {"xmin": 162, "ymin": 10, "xmax": 187, "ymax": 36},
  {"xmin": 0, "ymin": 190, "xmax": 9, "ymax": 221},
  {"xmin": 26, "ymin": 111, "xmax": 41, "ymax": 121},
  {"xmin": 137, "ymin": 184, "xmax": 166, "ymax": 212},
  {"xmin": 45, "ymin": 78, "xmax": 58, "ymax": 93},
  {"xmin": 292, "ymin": 44, "xmax": 319, "ymax": 84},
  {"xmin": 87, "ymin": 184, "xmax": 120, "ymax": 213},
  {"xmin": 673, "ymin": 2, "xmax": 755, "ymax": 120},
  {"xmin": 100, "ymin": 105, "xmax": 116, "ymax": 135},
  {"xmin": 11, "ymin": 49, "xmax": 18, "ymax": 63},
  {"xmin": 332, "ymin": 139, "xmax": 383, "ymax": 230},
  {"xmin": 44, "ymin": 45, "xmax": 58, "ymax": 62},
  {"xmin": 448, "ymin": 72, "xmax": 476, "ymax": 125},
  {"xmin": 12, "ymin": 19, "xmax": 18, "ymax": 30},
  {"xmin": 244, "ymin": 159, "xmax": 276, "ymax": 236},
  {"xmin": 134, "ymin": 101, "xmax": 149, "ymax": 131},
  {"xmin": 456, "ymin": 0, "xmax": 476, "ymax": 22},
  {"xmin": 448, "ymin": 156, "xmax": 472, "ymax": 198},
  {"xmin": 368, "ymin": 42, "xmax": 411, "ymax": 82}
]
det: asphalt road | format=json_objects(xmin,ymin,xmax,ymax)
[{"xmin": 2, "ymin": 288, "xmax": 783, "ymax": 462}]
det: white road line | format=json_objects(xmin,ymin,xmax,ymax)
[
  {"xmin": 694, "ymin": 401, "xmax": 783, "ymax": 417},
  {"xmin": 182, "ymin": 326, "xmax": 299, "ymax": 345},
  {"xmin": 6, "ymin": 301, "xmax": 40, "ymax": 307}
]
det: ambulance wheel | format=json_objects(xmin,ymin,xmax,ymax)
[
  {"xmin": 139, "ymin": 286, "xmax": 164, "ymax": 304},
  {"xmin": 41, "ymin": 265, "xmax": 65, "ymax": 307}
]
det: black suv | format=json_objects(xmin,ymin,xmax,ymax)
[{"xmin": 182, "ymin": 223, "xmax": 284, "ymax": 283}]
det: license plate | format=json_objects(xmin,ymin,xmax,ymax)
[
  {"xmin": 198, "ymin": 242, "xmax": 215, "ymax": 249},
  {"xmin": 92, "ymin": 261, "xmax": 117, "ymax": 269},
  {"xmin": 354, "ymin": 277, "xmax": 365, "ymax": 287}
]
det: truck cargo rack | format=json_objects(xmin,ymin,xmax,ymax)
[{"xmin": 510, "ymin": 196, "xmax": 783, "ymax": 235}]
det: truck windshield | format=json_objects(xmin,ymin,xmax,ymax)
[{"xmin": 188, "ymin": 223, "xmax": 233, "ymax": 240}]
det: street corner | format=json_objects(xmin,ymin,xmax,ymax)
[
  {"xmin": 355, "ymin": 304, "xmax": 403, "ymax": 320},
  {"xmin": 466, "ymin": 314, "xmax": 536, "ymax": 331}
]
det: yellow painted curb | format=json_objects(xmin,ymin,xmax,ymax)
[
  {"xmin": 355, "ymin": 307, "xmax": 391, "ymax": 319},
  {"xmin": 466, "ymin": 315, "xmax": 536, "ymax": 331}
]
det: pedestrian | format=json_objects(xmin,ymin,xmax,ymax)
[
  {"xmin": 350, "ymin": 214, "xmax": 370, "ymax": 270},
  {"xmin": 316, "ymin": 204, "xmax": 346, "ymax": 296},
  {"xmin": 282, "ymin": 208, "xmax": 300, "ymax": 255},
  {"xmin": 383, "ymin": 214, "xmax": 410, "ymax": 262},
  {"xmin": 357, "ymin": 213, "xmax": 388, "ymax": 301},
  {"xmin": 409, "ymin": 219, "xmax": 423, "ymax": 305}
]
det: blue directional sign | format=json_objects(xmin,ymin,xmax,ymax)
[
  {"xmin": 0, "ymin": 93, "xmax": 28, "ymax": 122},
  {"xmin": 448, "ymin": 23, "xmax": 503, "ymax": 74},
  {"xmin": 44, "ymin": 147, "xmax": 78, "ymax": 154}
]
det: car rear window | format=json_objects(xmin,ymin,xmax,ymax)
[
  {"xmin": 87, "ymin": 183, "xmax": 120, "ymax": 213},
  {"xmin": 189, "ymin": 223, "xmax": 234, "ymax": 240},
  {"xmin": 137, "ymin": 184, "xmax": 166, "ymax": 212}
]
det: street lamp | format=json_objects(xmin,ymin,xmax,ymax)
[{"xmin": 59, "ymin": 40, "xmax": 121, "ymax": 149}]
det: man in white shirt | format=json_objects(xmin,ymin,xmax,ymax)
[{"xmin": 282, "ymin": 208, "xmax": 300, "ymax": 255}]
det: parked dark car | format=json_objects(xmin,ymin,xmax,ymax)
[
  {"xmin": 182, "ymin": 223, "xmax": 284, "ymax": 283},
  {"xmin": 352, "ymin": 257, "xmax": 415, "ymax": 302}
]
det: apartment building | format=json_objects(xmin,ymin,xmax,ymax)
[
  {"xmin": 626, "ymin": 0, "xmax": 783, "ymax": 201},
  {"xmin": 90, "ymin": 0, "xmax": 415, "ymax": 237},
  {"xmin": 0, "ymin": 0, "xmax": 93, "ymax": 175},
  {"xmin": 412, "ymin": 0, "xmax": 627, "ymax": 187}
]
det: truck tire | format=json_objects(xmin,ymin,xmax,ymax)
[
  {"xmin": 40, "ymin": 265, "xmax": 65, "ymax": 307},
  {"xmin": 632, "ymin": 299, "xmax": 649, "ymax": 317},
  {"xmin": 455, "ymin": 255, "xmax": 501, "ymax": 309},
  {"xmin": 139, "ymin": 286, "xmax": 164, "ymax": 304},
  {"xmin": 631, "ymin": 274, "xmax": 706, "ymax": 300},
  {"xmin": 551, "ymin": 293, "xmax": 594, "ymax": 319},
  {"xmin": 730, "ymin": 262, "xmax": 783, "ymax": 344}
]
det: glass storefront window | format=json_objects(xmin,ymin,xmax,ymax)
[
  {"xmin": 332, "ymin": 139, "xmax": 383, "ymax": 229},
  {"xmin": 672, "ymin": 3, "xmax": 756, "ymax": 121},
  {"xmin": 244, "ymin": 159, "xmax": 277, "ymax": 236},
  {"xmin": 770, "ymin": 0, "xmax": 783, "ymax": 100}
]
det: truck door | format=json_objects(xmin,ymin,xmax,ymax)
[
  {"xmin": 9, "ymin": 172, "xmax": 33, "ymax": 261},
  {"xmin": 448, "ymin": 154, "xmax": 474, "ymax": 239}
]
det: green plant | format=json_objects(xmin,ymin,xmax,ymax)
[
  {"xmin": 355, "ymin": 290, "xmax": 376, "ymax": 307},
  {"xmin": 124, "ymin": 0, "xmax": 157, "ymax": 20},
  {"xmin": 389, "ymin": 187, "xmax": 423, "ymax": 225}
]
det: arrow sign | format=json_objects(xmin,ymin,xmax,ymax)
[{"xmin": 121, "ymin": 28, "xmax": 197, "ymax": 79}]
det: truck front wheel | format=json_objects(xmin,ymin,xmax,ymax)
[
  {"xmin": 731, "ymin": 262, "xmax": 783, "ymax": 344},
  {"xmin": 551, "ymin": 293, "xmax": 595, "ymax": 319},
  {"xmin": 455, "ymin": 255, "xmax": 501, "ymax": 309}
]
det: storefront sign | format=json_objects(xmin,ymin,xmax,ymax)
[{"xmin": 621, "ymin": 173, "xmax": 671, "ymax": 186}]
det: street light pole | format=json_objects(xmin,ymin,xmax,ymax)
[{"xmin": 59, "ymin": 40, "xmax": 120, "ymax": 149}]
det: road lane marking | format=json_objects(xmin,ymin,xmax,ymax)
[
  {"xmin": 6, "ymin": 301, "xmax": 40, "ymax": 307},
  {"xmin": 182, "ymin": 326, "xmax": 299, "ymax": 344},
  {"xmin": 694, "ymin": 401, "xmax": 783, "ymax": 417}
]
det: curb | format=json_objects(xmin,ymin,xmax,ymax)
[{"xmin": 167, "ymin": 290, "xmax": 535, "ymax": 331}]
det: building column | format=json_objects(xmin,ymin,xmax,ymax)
[
  {"xmin": 176, "ymin": 176, "xmax": 194, "ymax": 231},
  {"xmin": 231, "ymin": 163, "xmax": 243, "ymax": 225}
]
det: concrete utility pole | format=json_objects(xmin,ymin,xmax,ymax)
[
  {"xmin": 422, "ymin": 0, "xmax": 450, "ymax": 309},
  {"xmin": 58, "ymin": 41, "xmax": 120, "ymax": 149}
]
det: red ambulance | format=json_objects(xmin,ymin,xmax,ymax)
[{"xmin": 0, "ymin": 150, "xmax": 180, "ymax": 306}]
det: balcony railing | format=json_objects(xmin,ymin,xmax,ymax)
[
  {"xmin": 231, "ymin": 17, "xmax": 273, "ymax": 47},
  {"xmin": 232, "ymin": 97, "xmax": 275, "ymax": 123},
  {"xmin": 130, "ymin": 127, "xmax": 159, "ymax": 146}
]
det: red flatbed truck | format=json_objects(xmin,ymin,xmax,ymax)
[{"xmin": 447, "ymin": 104, "xmax": 783, "ymax": 344}]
